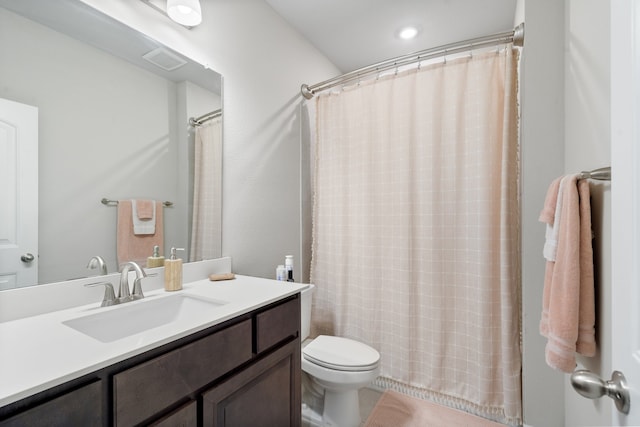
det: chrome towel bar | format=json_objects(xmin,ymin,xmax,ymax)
[
  {"xmin": 101, "ymin": 198, "xmax": 173, "ymax": 207},
  {"xmin": 579, "ymin": 166, "xmax": 611, "ymax": 181}
]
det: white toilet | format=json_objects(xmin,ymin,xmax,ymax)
[{"xmin": 300, "ymin": 285, "xmax": 380, "ymax": 427}]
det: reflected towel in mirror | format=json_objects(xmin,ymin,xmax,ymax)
[
  {"xmin": 117, "ymin": 200, "xmax": 163, "ymax": 269},
  {"xmin": 131, "ymin": 199, "xmax": 156, "ymax": 235}
]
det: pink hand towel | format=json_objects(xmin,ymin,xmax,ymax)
[
  {"xmin": 136, "ymin": 199, "xmax": 155, "ymax": 220},
  {"xmin": 540, "ymin": 175, "xmax": 596, "ymax": 373},
  {"xmin": 117, "ymin": 200, "xmax": 164, "ymax": 269}
]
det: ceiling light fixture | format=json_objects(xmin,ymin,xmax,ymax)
[
  {"xmin": 167, "ymin": 0, "xmax": 202, "ymax": 27},
  {"xmin": 398, "ymin": 26, "xmax": 419, "ymax": 40}
]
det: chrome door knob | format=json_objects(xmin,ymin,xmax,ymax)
[
  {"xmin": 571, "ymin": 370, "xmax": 630, "ymax": 414},
  {"xmin": 20, "ymin": 253, "xmax": 35, "ymax": 263}
]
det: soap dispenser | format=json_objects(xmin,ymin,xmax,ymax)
[
  {"xmin": 147, "ymin": 245, "xmax": 165, "ymax": 268},
  {"xmin": 164, "ymin": 247, "xmax": 184, "ymax": 291}
]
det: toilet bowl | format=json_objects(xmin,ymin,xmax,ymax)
[{"xmin": 301, "ymin": 285, "xmax": 380, "ymax": 427}]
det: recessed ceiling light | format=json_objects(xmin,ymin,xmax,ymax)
[
  {"xmin": 398, "ymin": 26, "xmax": 419, "ymax": 40},
  {"xmin": 167, "ymin": 0, "xmax": 202, "ymax": 27}
]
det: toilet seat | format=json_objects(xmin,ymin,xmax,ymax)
[{"xmin": 303, "ymin": 335, "xmax": 380, "ymax": 372}]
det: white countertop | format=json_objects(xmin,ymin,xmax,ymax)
[{"xmin": 0, "ymin": 275, "xmax": 307, "ymax": 407}]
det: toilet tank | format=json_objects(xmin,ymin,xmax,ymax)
[{"xmin": 300, "ymin": 284, "xmax": 315, "ymax": 341}]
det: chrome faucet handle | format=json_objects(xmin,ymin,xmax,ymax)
[
  {"xmin": 131, "ymin": 273, "xmax": 157, "ymax": 300},
  {"xmin": 85, "ymin": 281, "xmax": 118, "ymax": 307},
  {"xmin": 131, "ymin": 278, "xmax": 144, "ymax": 300}
]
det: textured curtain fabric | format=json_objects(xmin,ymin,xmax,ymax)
[
  {"xmin": 190, "ymin": 116, "xmax": 223, "ymax": 261},
  {"xmin": 310, "ymin": 49, "xmax": 521, "ymax": 425}
]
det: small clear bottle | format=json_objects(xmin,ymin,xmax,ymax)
[
  {"xmin": 276, "ymin": 265, "xmax": 286, "ymax": 281},
  {"xmin": 285, "ymin": 255, "xmax": 294, "ymax": 282}
]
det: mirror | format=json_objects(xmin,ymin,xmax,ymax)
[{"xmin": 0, "ymin": 0, "xmax": 223, "ymax": 288}]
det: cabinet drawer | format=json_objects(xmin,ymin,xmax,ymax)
[
  {"xmin": 0, "ymin": 381, "xmax": 102, "ymax": 427},
  {"xmin": 255, "ymin": 297, "xmax": 300, "ymax": 354},
  {"xmin": 149, "ymin": 400, "xmax": 197, "ymax": 427},
  {"xmin": 114, "ymin": 319, "xmax": 252, "ymax": 426}
]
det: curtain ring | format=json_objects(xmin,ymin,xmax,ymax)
[{"xmin": 443, "ymin": 49, "xmax": 447, "ymax": 64}]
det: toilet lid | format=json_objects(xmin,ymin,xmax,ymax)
[{"xmin": 303, "ymin": 335, "xmax": 380, "ymax": 372}]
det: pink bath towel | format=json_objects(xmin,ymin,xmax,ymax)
[
  {"xmin": 539, "ymin": 175, "xmax": 596, "ymax": 372},
  {"xmin": 117, "ymin": 200, "xmax": 163, "ymax": 269}
]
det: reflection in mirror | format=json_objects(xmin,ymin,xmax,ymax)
[{"xmin": 0, "ymin": 0, "xmax": 223, "ymax": 289}]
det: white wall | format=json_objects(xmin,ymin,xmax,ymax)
[
  {"xmin": 0, "ymin": 8, "xmax": 205, "ymax": 283},
  {"xmin": 520, "ymin": 0, "xmax": 566, "ymax": 425},
  {"xmin": 563, "ymin": 0, "xmax": 611, "ymax": 425},
  {"xmin": 521, "ymin": 1, "xmax": 612, "ymax": 426},
  {"xmin": 79, "ymin": 0, "xmax": 340, "ymax": 281}
]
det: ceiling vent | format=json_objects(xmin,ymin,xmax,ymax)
[{"xmin": 142, "ymin": 47, "xmax": 187, "ymax": 71}]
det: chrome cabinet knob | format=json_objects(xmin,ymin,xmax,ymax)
[
  {"xmin": 571, "ymin": 370, "xmax": 630, "ymax": 414},
  {"xmin": 20, "ymin": 253, "xmax": 35, "ymax": 263}
]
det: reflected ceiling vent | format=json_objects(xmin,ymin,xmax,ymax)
[{"xmin": 142, "ymin": 47, "xmax": 187, "ymax": 71}]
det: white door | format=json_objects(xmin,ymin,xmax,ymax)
[
  {"xmin": 0, "ymin": 98, "xmax": 38, "ymax": 289},
  {"xmin": 610, "ymin": 0, "xmax": 640, "ymax": 424}
]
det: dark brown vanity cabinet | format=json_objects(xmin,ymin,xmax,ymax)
[
  {"xmin": 0, "ymin": 294, "xmax": 301, "ymax": 427},
  {"xmin": 202, "ymin": 340, "xmax": 300, "ymax": 426},
  {"xmin": 0, "ymin": 381, "xmax": 102, "ymax": 427}
]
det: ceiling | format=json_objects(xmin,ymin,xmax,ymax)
[
  {"xmin": 264, "ymin": 0, "xmax": 519, "ymax": 73},
  {"xmin": 0, "ymin": 0, "xmax": 221, "ymax": 94}
]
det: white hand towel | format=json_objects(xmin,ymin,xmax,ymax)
[{"xmin": 131, "ymin": 199, "xmax": 156, "ymax": 235}]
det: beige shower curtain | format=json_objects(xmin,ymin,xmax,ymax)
[
  {"xmin": 310, "ymin": 49, "xmax": 521, "ymax": 424},
  {"xmin": 190, "ymin": 116, "xmax": 223, "ymax": 261}
]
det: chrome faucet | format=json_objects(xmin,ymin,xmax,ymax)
[
  {"xmin": 86, "ymin": 256, "xmax": 108, "ymax": 275},
  {"xmin": 84, "ymin": 281, "xmax": 118, "ymax": 307},
  {"xmin": 118, "ymin": 262, "xmax": 147, "ymax": 303}
]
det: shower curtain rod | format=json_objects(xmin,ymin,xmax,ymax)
[
  {"xmin": 301, "ymin": 23, "xmax": 525, "ymax": 99},
  {"xmin": 189, "ymin": 108, "xmax": 222, "ymax": 127}
]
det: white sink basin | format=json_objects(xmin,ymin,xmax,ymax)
[{"xmin": 63, "ymin": 294, "xmax": 227, "ymax": 343}]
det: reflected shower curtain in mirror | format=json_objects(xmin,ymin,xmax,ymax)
[
  {"xmin": 310, "ymin": 49, "xmax": 521, "ymax": 425},
  {"xmin": 190, "ymin": 116, "xmax": 222, "ymax": 261}
]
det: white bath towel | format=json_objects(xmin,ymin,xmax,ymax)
[{"xmin": 131, "ymin": 199, "xmax": 156, "ymax": 235}]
